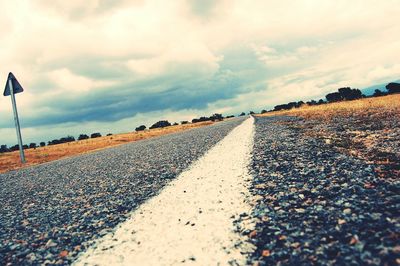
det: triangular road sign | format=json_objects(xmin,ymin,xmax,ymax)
[{"xmin": 4, "ymin": 72, "xmax": 24, "ymax": 96}]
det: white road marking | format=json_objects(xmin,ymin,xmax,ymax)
[{"xmin": 74, "ymin": 117, "xmax": 256, "ymax": 266}]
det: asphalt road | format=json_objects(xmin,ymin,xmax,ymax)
[
  {"xmin": 0, "ymin": 118, "xmax": 244, "ymax": 265},
  {"xmin": 1, "ymin": 115, "xmax": 398, "ymax": 265}
]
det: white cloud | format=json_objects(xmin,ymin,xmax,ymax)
[{"xmin": 0, "ymin": 0, "xmax": 399, "ymax": 145}]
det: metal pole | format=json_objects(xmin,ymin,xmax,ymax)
[{"xmin": 8, "ymin": 79, "xmax": 26, "ymax": 163}]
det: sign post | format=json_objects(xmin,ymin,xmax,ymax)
[{"xmin": 4, "ymin": 72, "xmax": 26, "ymax": 163}]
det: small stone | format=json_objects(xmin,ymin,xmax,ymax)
[
  {"xmin": 262, "ymin": 250, "xmax": 271, "ymax": 257},
  {"xmin": 343, "ymin": 208, "xmax": 352, "ymax": 215}
]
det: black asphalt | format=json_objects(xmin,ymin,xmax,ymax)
[{"xmin": 0, "ymin": 118, "xmax": 244, "ymax": 265}]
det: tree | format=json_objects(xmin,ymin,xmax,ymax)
[
  {"xmin": 40, "ymin": 142, "xmax": 46, "ymax": 147},
  {"xmin": 150, "ymin": 120, "xmax": 171, "ymax": 129},
  {"xmin": 239, "ymin": 112, "xmax": 246, "ymax": 116},
  {"xmin": 78, "ymin": 134, "xmax": 89, "ymax": 140},
  {"xmin": 386, "ymin": 82, "xmax": 400, "ymax": 94},
  {"xmin": 0, "ymin": 145, "xmax": 9, "ymax": 153},
  {"xmin": 29, "ymin": 143, "xmax": 37, "ymax": 149},
  {"xmin": 91, "ymin": 133, "xmax": 102, "ymax": 138},
  {"xmin": 261, "ymin": 110, "xmax": 267, "ymax": 114},
  {"xmin": 373, "ymin": 89, "xmax": 386, "ymax": 97},
  {"xmin": 210, "ymin": 113, "xmax": 223, "ymax": 121},
  {"xmin": 249, "ymin": 111, "xmax": 255, "ymax": 115},
  {"xmin": 181, "ymin": 121, "xmax": 189, "ymax": 125},
  {"xmin": 326, "ymin": 92, "xmax": 342, "ymax": 102},
  {"xmin": 107, "ymin": 133, "xmax": 113, "ymax": 136},
  {"xmin": 135, "ymin": 125, "xmax": 146, "ymax": 131},
  {"xmin": 338, "ymin": 87, "xmax": 363, "ymax": 100}
]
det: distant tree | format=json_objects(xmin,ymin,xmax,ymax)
[
  {"xmin": 297, "ymin": 101, "xmax": 305, "ymax": 107},
  {"xmin": 150, "ymin": 120, "xmax": 171, "ymax": 129},
  {"xmin": 386, "ymin": 82, "xmax": 400, "ymax": 94},
  {"xmin": 239, "ymin": 112, "xmax": 246, "ymax": 116},
  {"xmin": 261, "ymin": 110, "xmax": 267, "ymax": 114},
  {"xmin": 173, "ymin": 122, "xmax": 179, "ymax": 126},
  {"xmin": 248, "ymin": 111, "xmax": 255, "ymax": 115},
  {"xmin": 373, "ymin": 89, "xmax": 386, "ymax": 97},
  {"xmin": 91, "ymin": 133, "xmax": 102, "ymax": 138},
  {"xmin": 78, "ymin": 134, "xmax": 89, "ymax": 140},
  {"xmin": 338, "ymin": 87, "xmax": 363, "ymax": 100},
  {"xmin": 106, "ymin": 133, "xmax": 113, "ymax": 136},
  {"xmin": 0, "ymin": 145, "xmax": 9, "ymax": 153},
  {"xmin": 10, "ymin": 145, "xmax": 19, "ymax": 151},
  {"xmin": 317, "ymin": 99, "xmax": 325, "ymax": 105},
  {"xmin": 192, "ymin": 117, "xmax": 211, "ymax": 123},
  {"xmin": 181, "ymin": 121, "xmax": 189, "ymax": 125},
  {"xmin": 226, "ymin": 115, "xmax": 235, "ymax": 118},
  {"xmin": 40, "ymin": 142, "xmax": 46, "ymax": 147},
  {"xmin": 29, "ymin": 143, "xmax": 37, "ymax": 149},
  {"xmin": 135, "ymin": 125, "xmax": 146, "ymax": 131},
  {"xmin": 210, "ymin": 113, "xmax": 223, "ymax": 121},
  {"xmin": 22, "ymin": 144, "xmax": 29, "ymax": 149},
  {"xmin": 59, "ymin": 136, "xmax": 75, "ymax": 143},
  {"xmin": 307, "ymin": 100, "xmax": 317, "ymax": 106},
  {"xmin": 326, "ymin": 92, "xmax": 342, "ymax": 103}
]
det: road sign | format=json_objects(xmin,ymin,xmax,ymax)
[
  {"xmin": 4, "ymin": 72, "xmax": 24, "ymax": 96},
  {"xmin": 3, "ymin": 72, "xmax": 26, "ymax": 163}
]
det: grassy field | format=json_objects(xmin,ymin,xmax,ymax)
[
  {"xmin": 258, "ymin": 94, "xmax": 400, "ymax": 120},
  {"xmin": 0, "ymin": 121, "xmax": 214, "ymax": 173}
]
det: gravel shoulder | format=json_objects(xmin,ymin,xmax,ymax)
[
  {"xmin": 0, "ymin": 118, "xmax": 244, "ymax": 265},
  {"xmin": 248, "ymin": 116, "xmax": 399, "ymax": 265}
]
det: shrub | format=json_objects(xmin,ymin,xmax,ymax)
[
  {"xmin": 386, "ymin": 82, "xmax": 400, "ymax": 94},
  {"xmin": 29, "ymin": 143, "xmax": 37, "ymax": 149},
  {"xmin": 373, "ymin": 89, "xmax": 386, "ymax": 97},
  {"xmin": 149, "ymin": 120, "xmax": 171, "ymax": 129},
  {"xmin": 181, "ymin": 121, "xmax": 189, "ymax": 125},
  {"xmin": 135, "ymin": 125, "xmax": 146, "ymax": 131},
  {"xmin": 40, "ymin": 142, "xmax": 46, "ymax": 147},
  {"xmin": 239, "ymin": 112, "xmax": 246, "ymax": 116},
  {"xmin": 78, "ymin": 134, "xmax": 89, "ymax": 140},
  {"xmin": 91, "ymin": 133, "xmax": 102, "ymax": 138}
]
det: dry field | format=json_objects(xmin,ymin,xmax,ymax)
[
  {"xmin": 0, "ymin": 121, "xmax": 214, "ymax": 173},
  {"xmin": 258, "ymin": 94, "xmax": 400, "ymax": 179},
  {"xmin": 259, "ymin": 94, "xmax": 400, "ymax": 120}
]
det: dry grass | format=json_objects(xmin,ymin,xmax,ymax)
[
  {"xmin": 257, "ymin": 94, "xmax": 400, "ymax": 120},
  {"xmin": 0, "ymin": 121, "xmax": 214, "ymax": 174}
]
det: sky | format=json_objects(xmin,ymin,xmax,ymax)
[{"xmin": 0, "ymin": 0, "xmax": 399, "ymax": 146}]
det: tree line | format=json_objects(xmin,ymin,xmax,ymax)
[{"xmin": 261, "ymin": 82, "xmax": 400, "ymax": 113}]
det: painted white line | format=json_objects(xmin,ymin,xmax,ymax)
[{"xmin": 74, "ymin": 117, "xmax": 256, "ymax": 266}]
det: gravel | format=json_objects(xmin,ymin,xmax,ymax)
[
  {"xmin": 248, "ymin": 116, "xmax": 400, "ymax": 265},
  {"xmin": 0, "ymin": 118, "xmax": 244, "ymax": 265}
]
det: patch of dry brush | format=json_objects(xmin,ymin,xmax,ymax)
[{"xmin": 0, "ymin": 121, "xmax": 214, "ymax": 173}]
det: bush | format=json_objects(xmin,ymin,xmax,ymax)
[
  {"xmin": 29, "ymin": 143, "xmax": 37, "ymax": 149},
  {"xmin": 386, "ymin": 82, "xmax": 400, "ymax": 94},
  {"xmin": 261, "ymin": 110, "xmax": 267, "ymax": 114},
  {"xmin": 9, "ymin": 145, "xmax": 19, "ymax": 151},
  {"xmin": 239, "ymin": 112, "xmax": 246, "ymax": 116},
  {"xmin": 149, "ymin": 120, "xmax": 171, "ymax": 129},
  {"xmin": 0, "ymin": 145, "xmax": 9, "ymax": 153},
  {"xmin": 78, "ymin": 134, "xmax": 89, "ymax": 140},
  {"xmin": 40, "ymin": 142, "xmax": 46, "ymax": 147},
  {"xmin": 135, "ymin": 125, "xmax": 146, "ymax": 131},
  {"xmin": 373, "ymin": 89, "xmax": 386, "ymax": 97},
  {"xmin": 210, "ymin": 113, "xmax": 223, "ymax": 121},
  {"xmin": 326, "ymin": 92, "xmax": 342, "ymax": 103},
  {"xmin": 181, "ymin": 121, "xmax": 189, "ymax": 125},
  {"xmin": 91, "ymin": 133, "xmax": 102, "ymax": 138},
  {"xmin": 106, "ymin": 133, "xmax": 113, "ymax": 136}
]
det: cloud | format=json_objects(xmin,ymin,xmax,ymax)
[{"xmin": 0, "ymin": 0, "xmax": 399, "ymax": 145}]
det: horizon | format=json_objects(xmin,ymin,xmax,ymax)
[{"xmin": 1, "ymin": 1, "xmax": 399, "ymax": 146}]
